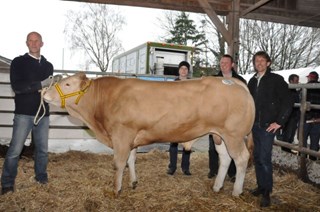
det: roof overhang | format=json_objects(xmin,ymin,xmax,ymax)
[{"xmin": 63, "ymin": 0, "xmax": 320, "ymax": 28}]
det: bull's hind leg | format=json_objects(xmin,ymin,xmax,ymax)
[
  {"xmin": 213, "ymin": 141, "xmax": 231, "ymax": 193},
  {"xmin": 228, "ymin": 139, "xmax": 250, "ymax": 196},
  {"xmin": 127, "ymin": 148, "xmax": 138, "ymax": 189}
]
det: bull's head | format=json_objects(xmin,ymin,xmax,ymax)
[{"xmin": 43, "ymin": 72, "xmax": 91, "ymax": 108}]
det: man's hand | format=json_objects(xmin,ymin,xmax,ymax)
[
  {"xmin": 53, "ymin": 74, "xmax": 63, "ymax": 83},
  {"xmin": 266, "ymin": 122, "xmax": 281, "ymax": 133},
  {"xmin": 41, "ymin": 77, "xmax": 52, "ymax": 88}
]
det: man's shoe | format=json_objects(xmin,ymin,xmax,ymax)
[
  {"xmin": 250, "ymin": 187, "xmax": 263, "ymax": 197},
  {"xmin": 35, "ymin": 178, "xmax": 48, "ymax": 185},
  {"xmin": 1, "ymin": 187, "xmax": 14, "ymax": 195},
  {"xmin": 38, "ymin": 180, "xmax": 48, "ymax": 185},
  {"xmin": 182, "ymin": 170, "xmax": 192, "ymax": 176},
  {"xmin": 167, "ymin": 168, "xmax": 176, "ymax": 175},
  {"xmin": 207, "ymin": 171, "xmax": 217, "ymax": 179},
  {"xmin": 260, "ymin": 191, "xmax": 271, "ymax": 207}
]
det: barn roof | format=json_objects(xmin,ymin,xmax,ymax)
[{"xmin": 64, "ymin": 0, "xmax": 320, "ymax": 28}]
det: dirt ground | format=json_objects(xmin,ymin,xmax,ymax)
[{"xmin": 0, "ymin": 150, "xmax": 319, "ymax": 212}]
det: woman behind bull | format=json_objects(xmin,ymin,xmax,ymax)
[{"xmin": 167, "ymin": 61, "xmax": 192, "ymax": 176}]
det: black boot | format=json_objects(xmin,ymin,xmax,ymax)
[
  {"xmin": 167, "ymin": 168, "xmax": 176, "ymax": 175},
  {"xmin": 181, "ymin": 149, "xmax": 191, "ymax": 176},
  {"xmin": 1, "ymin": 187, "xmax": 14, "ymax": 195},
  {"xmin": 250, "ymin": 187, "xmax": 263, "ymax": 197},
  {"xmin": 260, "ymin": 190, "xmax": 271, "ymax": 207},
  {"xmin": 167, "ymin": 143, "xmax": 178, "ymax": 175}
]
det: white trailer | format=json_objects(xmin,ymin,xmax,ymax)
[{"xmin": 112, "ymin": 42, "xmax": 194, "ymax": 76}]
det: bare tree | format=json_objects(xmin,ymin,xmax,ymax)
[
  {"xmin": 157, "ymin": 11, "xmax": 179, "ymax": 41},
  {"xmin": 201, "ymin": 15, "xmax": 227, "ymax": 67},
  {"xmin": 239, "ymin": 20, "xmax": 320, "ymax": 74},
  {"xmin": 158, "ymin": 12, "xmax": 320, "ymax": 76},
  {"xmin": 64, "ymin": 4, "xmax": 126, "ymax": 72}
]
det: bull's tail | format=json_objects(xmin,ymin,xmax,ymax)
[{"xmin": 245, "ymin": 132, "xmax": 254, "ymax": 167}]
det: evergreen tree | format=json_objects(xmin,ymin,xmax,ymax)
[
  {"xmin": 165, "ymin": 12, "xmax": 208, "ymax": 74},
  {"xmin": 166, "ymin": 12, "xmax": 205, "ymax": 46}
]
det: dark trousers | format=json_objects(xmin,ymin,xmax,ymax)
[
  {"xmin": 252, "ymin": 123, "xmax": 275, "ymax": 192},
  {"xmin": 168, "ymin": 143, "xmax": 191, "ymax": 171},
  {"xmin": 302, "ymin": 122, "xmax": 320, "ymax": 160},
  {"xmin": 208, "ymin": 135, "xmax": 236, "ymax": 178},
  {"xmin": 277, "ymin": 112, "xmax": 299, "ymax": 151}
]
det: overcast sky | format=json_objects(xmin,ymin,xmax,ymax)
[{"xmin": 0, "ymin": 0, "xmax": 168, "ymax": 71}]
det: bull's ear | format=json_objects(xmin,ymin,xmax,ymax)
[
  {"xmin": 78, "ymin": 72, "xmax": 87, "ymax": 80},
  {"xmin": 80, "ymin": 76, "xmax": 90, "ymax": 90}
]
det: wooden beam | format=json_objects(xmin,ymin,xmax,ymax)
[
  {"xmin": 240, "ymin": 0, "xmax": 272, "ymax": 17},
  {"xmin": 197, "ymin": 0, "xmax": 232, "ymax": 45}
]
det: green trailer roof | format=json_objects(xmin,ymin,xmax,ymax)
[{"xmin": 146, "ymin": 41, "xmax": 195, "ymax": 51}]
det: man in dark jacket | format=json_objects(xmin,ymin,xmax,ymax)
[
  {"xmin": 248, "ymin": 51, "xmax": 293, "ymax": 207},
  {"xmin": 303, "ymin": 71, "xmax": 320, "ymax": 160},
  {"xmin": 277, "ymin": 74, "xmax": 300, "ymax": 152},
  {"xmin": 208, "ymin": 54, "xmax": 246, "ymax": 182},
  {"xmin": 1, "ymin": 32, "xmax": 60, "ymax": 195}
]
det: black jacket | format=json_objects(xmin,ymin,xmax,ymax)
[
  {"xmin": 305, "ymin": 80, "xmax": 320, "ymax": 120},
  {"xmin": 10, "ymin": 53, "xmax": 54, "ymax": 116},
  {"xmin": 248, "ymin": 68, "xmax": 293, "ymax": 127}
]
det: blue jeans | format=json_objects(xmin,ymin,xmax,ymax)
[
  {"xmin": 252, "ymin": 123, "xmax": 275, "ymax": 192},
  {"xmin": 1, "ymin": 114, "xmax": 49, "ymax": 188}
]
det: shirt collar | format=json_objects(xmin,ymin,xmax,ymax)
[{"xmin": 28, "ymin": 53, "xmax": 42, "ymax": 63}]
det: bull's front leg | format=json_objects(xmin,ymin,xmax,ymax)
[
  {"xmin": 127, "ymin": 148, "xmax": 138, "ymax": 189},
  {"xmin": 113, "ymin": 146, "xmax": 131, "ymax": 197}
]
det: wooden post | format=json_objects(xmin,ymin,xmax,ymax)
[{"xmin": 227, "ymin": 0, "xmax": 240, "ymax": 71}]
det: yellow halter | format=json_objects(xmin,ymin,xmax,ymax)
[{"xmin": 54, "ymin": 80, "xmax": 92, "ymax": 108}]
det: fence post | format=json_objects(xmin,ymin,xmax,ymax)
[{"xmin": 298, "ymin": 87, "xmax": 309, "ymax": 182}]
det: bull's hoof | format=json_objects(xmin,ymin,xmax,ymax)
[
  {"xmin": 132, "ymin": 181, "xmax": 138, "ymax": 189},
  {"xmin": 232, "ymin": 190, "xmax": 242, "ymax": 197},
  {"xmin": 113, "ymin": 189, "xmax": 121, "ymax": 197},
  {"xmin": 213, "ymin": 185, "xmax": 223, "ymax": 192}
]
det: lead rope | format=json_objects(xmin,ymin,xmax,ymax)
[{"xmin": 33, "ymin": 76, "xmax": 54, "ymax": 125}]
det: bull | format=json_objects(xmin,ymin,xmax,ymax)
[{"xmin": 43, "ymin": 73, "xmax": 255, "ymax": 196}]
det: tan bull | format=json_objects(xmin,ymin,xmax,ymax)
[{"xmin": 43, "ymin": 73, "xmax": 255, "ymax": 196}]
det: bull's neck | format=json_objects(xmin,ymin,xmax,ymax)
[{"xmin": 65, "ymin": 85, "xmax": 95, "ymax": 124}]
